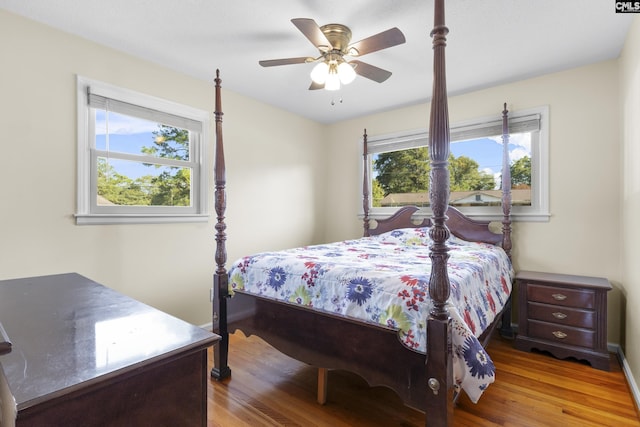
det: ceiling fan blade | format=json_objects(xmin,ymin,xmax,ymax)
[
  {"xmin": 259, "ymin": 57, "xmax": 310, "ymax": 67},
  {"xmin": 348, "ymin": 27, "xmax": 406, "ymax": 56},
  {"xmin": 291, "ymin": 18, "xmax": 332, "ymax": 51},
  {"xmin": 308, "ymin": 81, "xmax": 324, "ymax": 90},
  {"xmin": 350, "ymin": 60, "xmax": 392, "ymax": 83}
]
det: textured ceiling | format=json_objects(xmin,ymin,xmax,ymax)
[{"xmin": 0, "ymin": 0, "xmax": 633, "ymax": 123}]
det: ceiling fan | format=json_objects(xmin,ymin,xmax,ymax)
[{"xmin": 259, "ymin": 18, "xmax": 406, "ymax": 91}]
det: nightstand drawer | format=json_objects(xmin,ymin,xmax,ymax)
[
  {"xmin": 528, "ymin": 320, "xmax": 594, "ymax": 348},
  {"xmin": 527, "ymin": 284, "xmax": 595, "ymax": 308},
  {"xmin": 527, "ymin": 302, "xmax": 595, "ymax": 329}
]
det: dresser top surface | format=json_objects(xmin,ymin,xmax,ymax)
[
  {"xmin": 0, "ymin": 273, "xmax": 219, "ymax": 409},
  {"xmin": 516, "ymin": 270, "xmax": 612, "ymax": 290}
]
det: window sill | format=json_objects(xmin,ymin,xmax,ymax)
[{"xmin": 75, "ymin": 213, "xmax": 210, "ymax": 225}]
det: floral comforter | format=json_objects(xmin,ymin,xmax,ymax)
[{"xmin": 228, "ymin": 227, "xmax": 513, "ymax": 403}]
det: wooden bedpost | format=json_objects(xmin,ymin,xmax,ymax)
[
  {"xmin": 498, "ymin": 103, "xmax": 514, "ymax": 339},
  {"xmin": 425, "ymin": 0, "xmax": 454, "ymax": 425},
  {"xmin": 362, "ymin": 129, "xmax": 371, "ymax": 237},
  {"xmin": 501, "ymin": 103, "xmax": 513, "ymax": 259},
  {"xmin": 211, "ymin": 69, "xmax": 232, "ymax": 381}
]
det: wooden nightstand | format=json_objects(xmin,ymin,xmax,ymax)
[{"xmin": 514, "ymin": 270, "xmax": 611, "ymax": 371}]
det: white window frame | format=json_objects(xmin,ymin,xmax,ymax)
[
  {"xmin": 76, "ymin": 76, "xmax": 210, "ymax": 225},
  {"xmin": 363, "ymin": 106, "xmax": 550, "ymax": 222}
]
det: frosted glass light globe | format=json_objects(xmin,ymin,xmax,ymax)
[
  {"xmin": 310, "ymin": 62, "xmax": 329, "ymax": 84},
  {"xmin": 325, "ymin": 72, "xmax": 341, "ymax": 91},
  {"xmin": 338, "ymin": 62, "xmax": 356, "ymax": 84}
]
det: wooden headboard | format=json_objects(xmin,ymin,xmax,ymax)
[{"xmin": 368, "ymin": 205, "xmax": 504, "ymax": 246}]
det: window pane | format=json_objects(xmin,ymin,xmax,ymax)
[
  {"xmin": 450, "ymin": 132, "xmax": 531, "ymax": 207},
  {"xmin": 372, "ymin": 147, "xmax": 429, "ymax": 207},
  {"xmin": 95, "ymin": 110, "xmax": 191, "ymax": 161},
  {"xmin": 504, "ymin": 132, "xmax": 532, "ymax": 207},
  {"xmin": 371, "ymin": 132, "xmax": 532, "ymax": 208},
  {"xmin": 97, "ymin": 157, "xmax": 192, "ymax": 207}
]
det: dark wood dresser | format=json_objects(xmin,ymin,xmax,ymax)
[
  {"xmin": 514, "ymin": 270, "xmax": 611, "ymax": 371},
  {"xmin": 0, "ymin": 273, "xmax": 219, "ymax": 426}
]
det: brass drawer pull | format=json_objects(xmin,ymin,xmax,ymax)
[
  {"xmin": 552, "ymin": 293, "xmax": 567, "ymax": 301},
  {"xmin": 552, "ymin": 312, "xmax": 567, "ymax": 320},
  {"xmin": 552, "ymin": 331, "xmax": 567, "ymax": 339}
]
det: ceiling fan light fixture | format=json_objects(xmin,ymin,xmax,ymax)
[
  {"xmin": 310, "ymin": 61, "xmax": 329, "ymax": 84},
  {"xmin": 262, "ymin": 19, "xmax": 405, "ymax": 91},
  {"xmin": 338, "ymin": 61, "xmax": 356, "ymax": 84},
  {"xmin": 325, "ymin": 67, "xmax": 341, "ymax": 91}
]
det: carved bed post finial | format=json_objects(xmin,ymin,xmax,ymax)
[
  {"xmin": 501, "ymin": 103, "xmax": 513, "ymax": 259},
  {"xmin": 211, "ymin": 69, "xmax": 231, "ymax": 380},
  {"xmin": 363, "ymin": 129, "xmax": 371, "ymax": 237}
]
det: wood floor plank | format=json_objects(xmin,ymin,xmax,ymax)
[
  {"xmin": 487, "ymin": 339, "xmax": 639, "ymax": 422},
  {"xmin": 207, "ymin": 332, "xmax": 640, "ymax": 426}
]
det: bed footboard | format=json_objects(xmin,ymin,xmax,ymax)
[
  {"xmin": 228, "ymin": 292, "xmax": 430, "ymax": 410},
  {"xmin": 227, "ymin": 291, "xmax": 512, "ymax": 412}
]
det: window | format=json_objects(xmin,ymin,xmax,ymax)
[
  {"xmin": 76, "ymin": 76, "xmax": 210, "ymax": 224},
  {"xmin": 364, "ymin": 106, "xmax": 549, "ymax": 222}
]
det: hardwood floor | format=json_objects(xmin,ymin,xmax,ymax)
[{"xmin": 207, "ymin": 332, "xmax": 640, "ymax": 426}]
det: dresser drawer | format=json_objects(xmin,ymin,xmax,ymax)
[
  {"xmin": 527, "ymin": 284, "xmax": 595, "ymax": 308},
  {"xmin": 528, "ymin": 320, "xmax": 594, "ymax": 348},
  {"xmin": 527, "ymin": 302, "xmax": 595, "ymax": 329}
]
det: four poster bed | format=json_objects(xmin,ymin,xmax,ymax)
[{"xmin": 211, "ymin": 1, "xmax": 514, "ymax": 425}]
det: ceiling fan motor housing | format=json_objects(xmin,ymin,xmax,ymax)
[{"xmin": 320, "ymin": 24, "xmax": 353, "ymax": 53}]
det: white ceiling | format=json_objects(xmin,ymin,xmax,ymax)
[{"xmin": 1, "ymin": 0, "xmax": 633, "ymax": 124}]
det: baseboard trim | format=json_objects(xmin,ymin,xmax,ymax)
[
  {"xmin": 609, "ymin": 343, "xmax": 640, "ymax": 412},
  {"xmin": 200, "ymin": 306, "xmax": 255, "ymax": 333},
  {"xmin": 200, "ymin": 321, "xmax": 213, "ymax": 331}
]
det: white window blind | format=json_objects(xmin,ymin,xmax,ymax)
[
  {"xmin": 87, "ymin": 90, "xmax": 203, "ymax": 133},
  {"xmin": 367, "ymin": 113, "xmax": 541, "ymax": 154}
]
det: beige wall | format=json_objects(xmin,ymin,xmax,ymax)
[
  {"xmin": 0, "ymin": 9, "xmax": 326, "ymax": 326},
  {"xmin": 620, "ymin": 14, "xmax": 640, "ymax": 401},
  {"xmin": 327, "ymin": 61, "xmax": 623, "ymax": 345}
]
